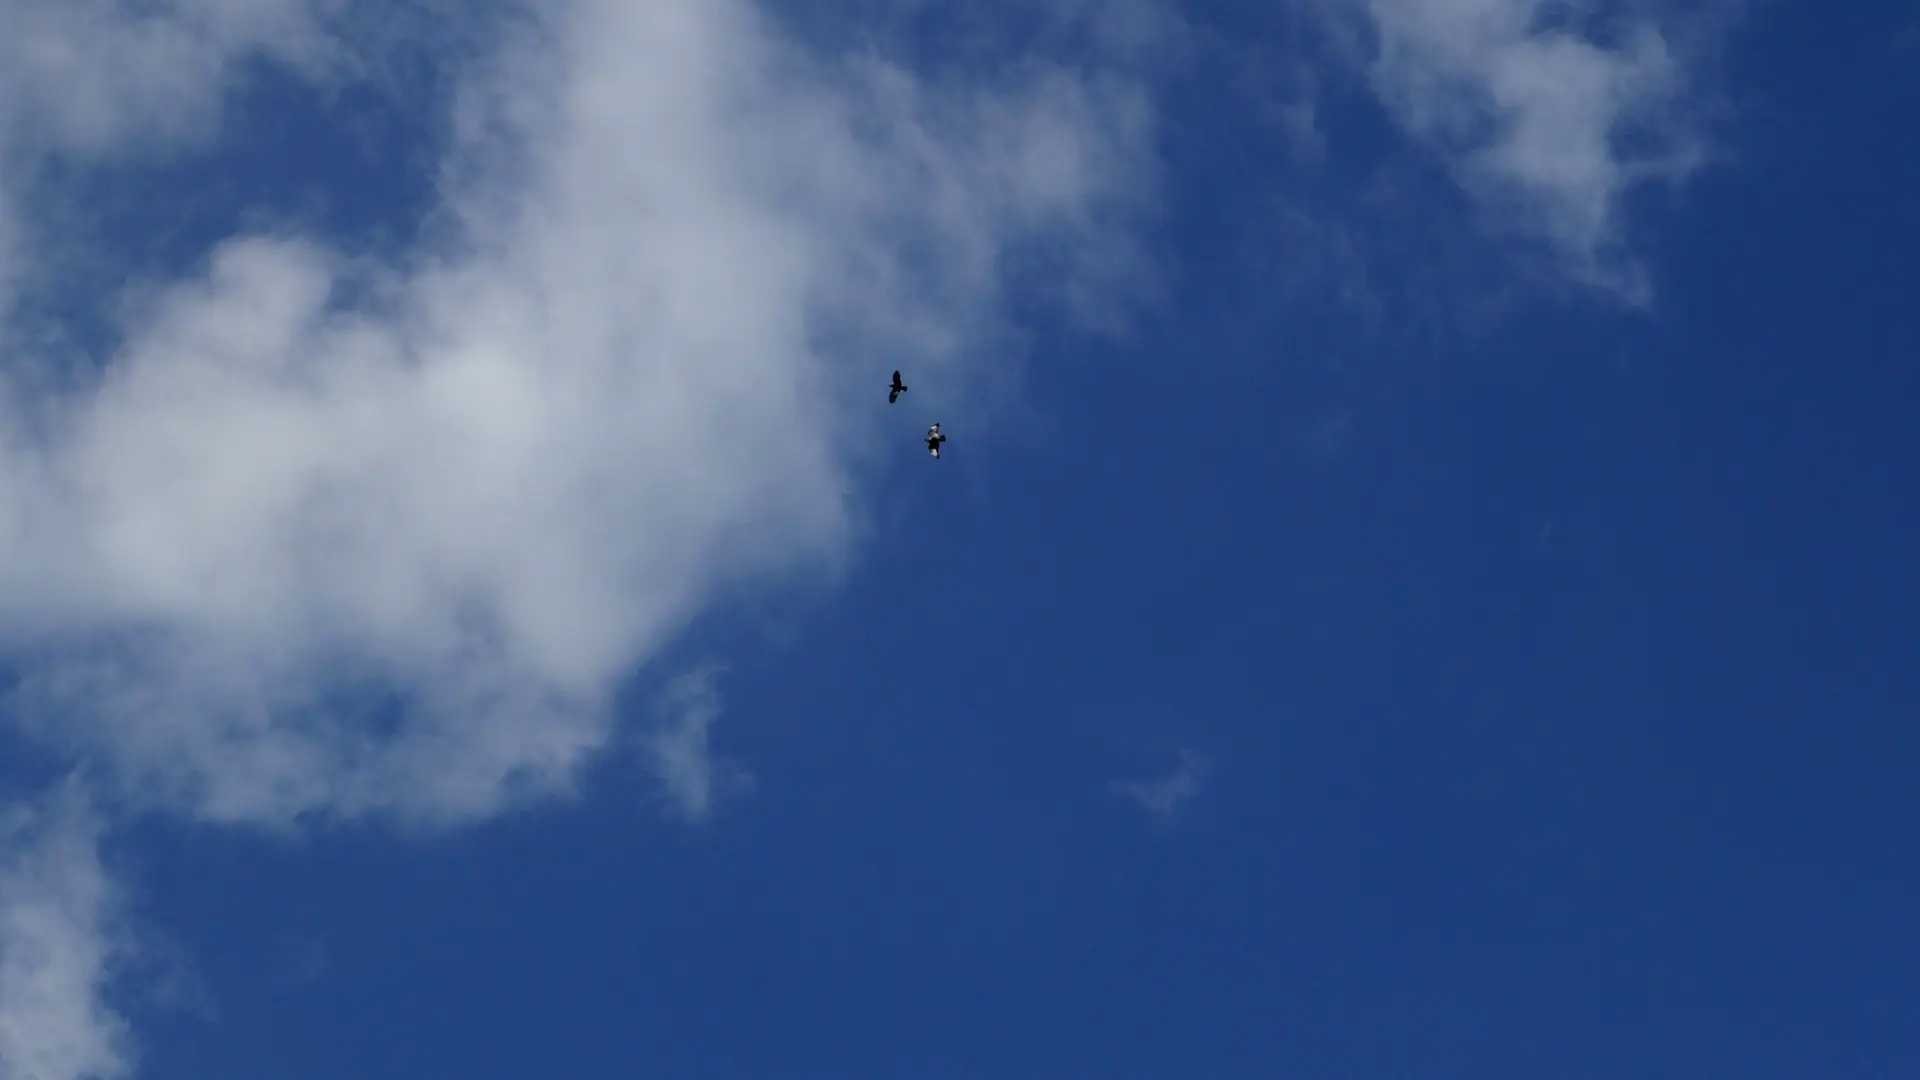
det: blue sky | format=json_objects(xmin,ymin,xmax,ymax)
[{"xmin": 0, "ymin": 1, "xmax": 1916, "ymax": 1078}]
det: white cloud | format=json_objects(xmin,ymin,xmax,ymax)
[
  {"xmin": 1115, "ymin": 750, "xmax": 1208, "ymax": 825},
  {"xmin": 642, "ymin": 668, "xmax": 752, "ymax": 824},
  {"xmin": 0, "ymin": 785, "xmax": 129, "ymax": 1080},
  {"xmin": 0, "ymin": 0, "xmax": 1160, "ymax": 833},
  {"xmin": 0, "ymin": 0, "xmax": 338, "ymax": 158},
  {"xmin": 0, "ymin": 0, "xmax": 1214, "ymax": 1071},
  {"xmin": 0, "ymin": 4, "xmax": 1165, "ymax": 1071},
  {"xmin": 0, "ymin": 0, "xmax": 348, "ymax": 319},
  {"xmin": 1359, "ymin": 0, "xmax": 1710, "ymax": 296}
]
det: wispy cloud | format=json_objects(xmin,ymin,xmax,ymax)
[
  {"xmin": 643, "ymin": 669, "xmax": 753, "ymax": 824},
  {"xmin": 278, "ymin": 934, "xmax": 330, "ymax": 989},
  {"xmin": 1300, "ymin": 409, "xmax": 1355, "ymax": 460},
  {"xmin": 0, "ymin": 0, "xmax": 336, "ymax": 158},
  {"xmin": 0, "ymin": 784, "xmax": 130, "ymax": 1080},
  {"xmin": 1115, "ymin": 750, "xmax": 1209, "ymax": 825},
  {"xmin": 1896, "ymin": 17, "xmax": 1920, "ymax": 56},
  {"xmin": 1357, "ymin": 0, "xmax": 1715, "ymax": 298},
  {"xmin": 0, "ymin": 0, "xmax": 351, "ymax": 320}
]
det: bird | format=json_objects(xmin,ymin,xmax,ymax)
[
  {"xmin": 926, "ymin": 423, "xmax": 947, "ymax": 458},
  {"xmin": 889, "ymin": 370, "xmax": 908, "ymax": 404}
]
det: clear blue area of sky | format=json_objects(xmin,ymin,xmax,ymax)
[{"xmin": 78, "ymin": 3, "xmax": 1920, "ymax": 1078}]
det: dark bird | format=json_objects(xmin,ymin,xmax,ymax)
[{"xmin": 889, "ymin": 370, "xmax": 908, "ymax": 404}]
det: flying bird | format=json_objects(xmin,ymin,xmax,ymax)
[
  {"xmin": 926, "ymin": 423, "xmax": 947, "ymax": 459},
  {"xmin": 889, "ymin": 370, "xmax": 908, "ymax": 404}
]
